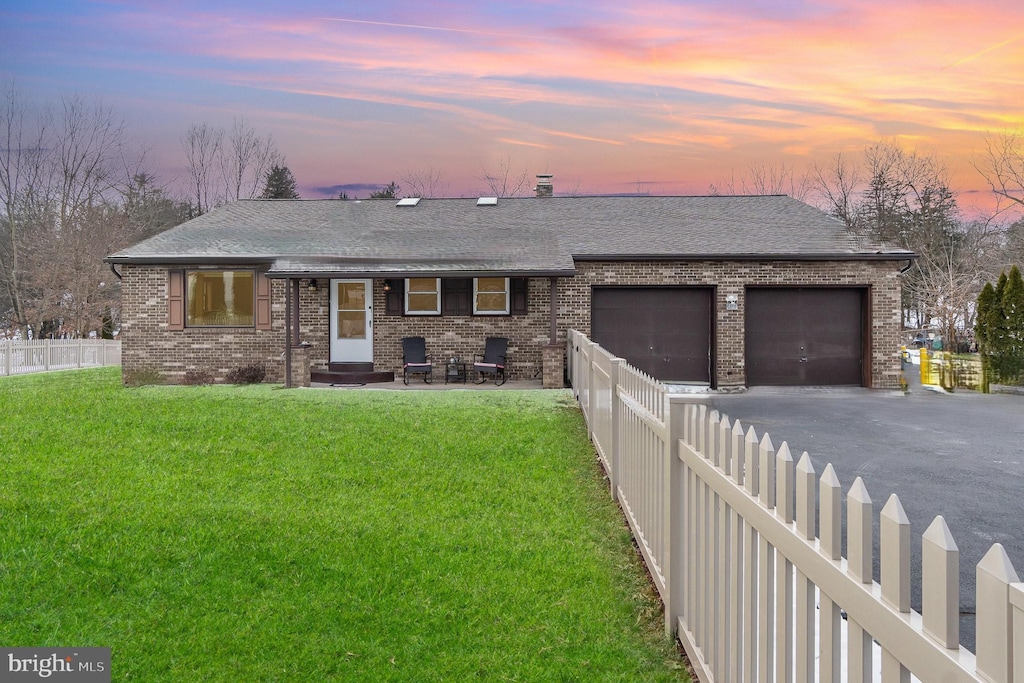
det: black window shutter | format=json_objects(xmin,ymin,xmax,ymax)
[
  {"xmin": 386, "ymin": 279, "xmax": 405, "ymax": 315},
  {"xmin": 511, "ymin": 278, "xmax": 528, "ymax": 315},
  {"xmin": 442, "ymin": 278, "xmax": 471, "ymax": 316}
]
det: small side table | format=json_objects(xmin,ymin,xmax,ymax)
[{"xmin": 445, "ymin": 360, "xmax": 467, "ymax": 384}]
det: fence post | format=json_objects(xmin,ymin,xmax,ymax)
[
  {"xmin": 922, "ymin": 516, "xmax": 959, "ymax": 648},
  {"xmin": 1011, "ymin": 583, "xmax": 1024, "ymax": 680},
  {"xmin": 976, "ymin": 543, "xmax": 1019, "ymax": 682},
  {"xmin": 587, "ymin": 339, "xmax": 598, "ymax": 442},
  {"xmin": 819, "ymin": 464, "xmax": 842, "ymax": 683},
  {"xmin": 4, "ymin": 339, "xmax": 9, "ymax": 376},
  {"xmin": 665, "ymin": 395, "xmax": 688, "ymax": 636},
  {"xmin": 609, "ymin": 357, "xmax": 622, "ymax": 503},
  {"xmin": 847, "ymin": 478, "xmax": 874, "ymax": 682}
]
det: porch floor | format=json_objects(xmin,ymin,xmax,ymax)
[{"xmin": 308, "ymin": 378, "xmax": 547, "ymax": 391}]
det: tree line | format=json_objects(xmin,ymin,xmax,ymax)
[
  {"xmin": 2, "ymin": 84, "xmax": 1023, "ymax": 346},
  {"xmin": 717, "ymin": 140, "xmax": 1024, "ymax": 352},
  {"xmin": 0, "ymin": 84, "xmax": 298, "ymax": 340}
]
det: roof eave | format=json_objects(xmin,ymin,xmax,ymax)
[
  {"xmin": 572, "ymin": 252, "xmax": 918, "ymax": 262},
  {"xmin": 104, "ymin": 255, "xmax": 272, "ymax": 265},
  {"xmin": 265, "ymin": 268, "xmax": 577, "ymax": 279}
]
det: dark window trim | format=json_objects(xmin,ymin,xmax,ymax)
[{"xmin": 390, "ymin": 276, "xmax": 528, "ymax": 317}]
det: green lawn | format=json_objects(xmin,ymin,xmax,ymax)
[{"xmin": 0, "ymin": 368, "xmax": 687, "ymax": 682}]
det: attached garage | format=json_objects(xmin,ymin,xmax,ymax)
[
  {"xmin": 592, "ymin": 287, "xmax": 713, "ymax": 383},
  {"xmin": 745, "ymin": 287, "xmax": 867, "ymax": 386}
]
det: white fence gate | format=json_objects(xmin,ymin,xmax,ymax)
[
  {"xmin": 1, "ymin": 339, "xmax": 121, "ymax": 376},
  {"xmin": 567, "ymin": 329, "xmax": 1023, "ymax": 683}
]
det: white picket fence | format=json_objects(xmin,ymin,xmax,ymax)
[
  {"xmin": 0, "ymin": 339, "xmax": 121, "ymax": 376},
  {"xmin": 567, "ymin": 329, "xmax": 1024, "ymax": 683}
]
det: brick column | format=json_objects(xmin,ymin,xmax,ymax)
[
  {"xmin": 542, "ymin": 342, "xmax": 565, "ymax": 388},
  {"xmin": 290, "ymin": 345, "xmax": 311, "ymax": 388}
]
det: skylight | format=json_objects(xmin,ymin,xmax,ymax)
[
  {"xmin": 476, "ymin": 197, "xmax": 498, "ymax": 206},
  {"xmin": 396, "ymin": 197, "xmax": 421, "ymax": 207}
]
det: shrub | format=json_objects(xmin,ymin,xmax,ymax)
[
  {"xmin": 123, "ymin": 366, "xmax": 165, "ymax": 387},
  {"xmin": 225, "ymin": 364, "xmax": 266, "ymax": 384},
  {"xmin": 182, "ymin": 369, "xmax": 215, "ymax": 386}
]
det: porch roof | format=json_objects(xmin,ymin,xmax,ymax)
[{"xmin": 265, "ymin": 257, "xmax": 575, "ymax": 278}]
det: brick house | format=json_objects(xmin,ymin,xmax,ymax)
[{"xmin": 106, "ymin": 188, "xmax": 913, "ymax": 389}]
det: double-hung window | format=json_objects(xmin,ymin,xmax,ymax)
[
  {"xmin": 405, "ymin": 277, "xmax": 441, "ymax": 315},
  {"xmin": 391, "ymin": 277, "xmax": 526, "ymax": 316},
  {"xmin": 473, "ymin": 277, "xmax": 510, "ymax": 315}
]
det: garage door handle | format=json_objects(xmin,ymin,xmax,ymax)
[{"xmin": 800, "ymin": 346, "xmax": 807, "ymax": 362}]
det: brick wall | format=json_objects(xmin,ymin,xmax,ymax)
[
  {"xmin": 121, "ymin": 261, "xmax": 903, "ymax": 389},
  {"xmin": 560, "ymin": 260, "xmax": 904, "ymax": 390},
  {"xmin": 369, "ymin": 278, "xmax": 553, "ymax": 381},
  {"xmin": 119, "ymin": 264, "xmax": 287, "ymax": 384}
]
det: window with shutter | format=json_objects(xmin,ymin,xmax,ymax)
[
  {"xmin": 405, "ymin": 278, "xmax": 440, "ymax": 315},
  {"xmin": 474, "ymin": 277, "xmax": 510, "ymax": 315},
  {"xmin": 168, "ymin": 270, "xmax": 184, "ymax": 330},
  {"xmin": 184, "ymin": 270, "xmax": 256, "ymax": 327}
]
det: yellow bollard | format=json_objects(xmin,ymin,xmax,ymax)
[{"xmin": 919, "ymin": 347, "xmax": 930, "ymax": 385}]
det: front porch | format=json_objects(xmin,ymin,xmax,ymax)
[{"xmin": 277, "ymin": 276, "xmax": 567, "ymax": 390}]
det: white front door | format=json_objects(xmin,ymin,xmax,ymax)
[{"xmin": 329, "ymin": 279, "xmax": 373, "ymax": 362}]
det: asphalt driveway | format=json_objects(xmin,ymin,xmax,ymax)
[{"xmin": 706, "ymin": 373, "xmax": 1024, "ymax": 653}]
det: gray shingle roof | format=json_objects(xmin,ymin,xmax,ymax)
[{"xmin": 106, "ymin": 195, "xmax": 910, "ymax": 276}]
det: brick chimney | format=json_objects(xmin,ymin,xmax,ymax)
[{"xmin": 534, "ymin": 174, "xmax": 553, "ymax": 198}]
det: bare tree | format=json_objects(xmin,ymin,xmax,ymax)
[
  {"xmin": 221, "ymin": 118, "xmax": 282, "ymax": 203},
  {"xmin": 400, "ymin": 167, "xmax": 449, "ymax": 198},
  {"xmin": 975, "ymin": 131, "xmax": 1024, "ymax": 214},
  {"xmin": 480, "ymin": 153, "xmax": 531, "ymax": 197},
  {"xmin": 52, "ymin": 95, "xmax": 124, "ymax": 227},
  {"xmin": 182, "ymin": 119, "xmax": 282, "ymax": 214},
  {"xmin": 905, "ymin": 217, "xmax": 998, "ymax": 345},
  {"xmin": 713, "ymin": 160, "xmax": 811, "ymax": 200},
  {"xmin": 0, "ymin": 81, "xmax": 49, "ymax": 336},
  {"xmin": 181, "ymin": 122, "xmax": 223, "ymax": 216},
  {"xmin": 810, "ymin": 152, "xmax": 862, "ymax": 228},
  {"xmin": 1, "ymin": 84, "xmax": 178, "ymax": 338},
  {"xmin": 810, "ymin": 140, "xmax": 999, "ymax": 338}
]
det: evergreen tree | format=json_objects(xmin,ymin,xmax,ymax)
[
  {"xmin": 260, "ymin": 165, "xmax": 299, "ymax": 199},
  {"xmin": 975, "ymin": 281, "xmax": 998, "ymax": 387},
  {"xmin": 1001, "ymin": 265, "xmax": 1024, "ymax": 382},
  {"xmin": 976, "ymin": 268, "xmax": 1024, "ymax": 385}
]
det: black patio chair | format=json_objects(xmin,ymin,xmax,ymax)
[
  {"xmin": 401, "ymin": 336, "xmax": 433, "ymax": 385},
  {"xmin": 473, "ymin": 337, "xmax": 509, "ymax": 386}
]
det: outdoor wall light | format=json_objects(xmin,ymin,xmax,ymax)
[
  {"xmin": 383, "ymin": 280, "xmax": 392, "ymax": 293},
  {"xmin": 307, "ymin": 279, "xmax": 318, "ymax": 291}
]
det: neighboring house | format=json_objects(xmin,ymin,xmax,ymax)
[{"xmin": 105, "ymin": 182, "xmax": 913, "ymax": 390}]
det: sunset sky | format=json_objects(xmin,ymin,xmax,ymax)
[{"xmin": 2, "ymin": 0, "xmax": 1022, "ymax": 214}]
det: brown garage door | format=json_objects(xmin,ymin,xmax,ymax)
[
  {"xmin": 592, "ymin": 287, "xmax": 712, "ymax": 383},
  {"xmin": 745, "ymin": 287, "xmax": 865, "ymax": 386}
]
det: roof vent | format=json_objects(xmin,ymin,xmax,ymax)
[
  {"xmin": 396, "ymin": 197, "xmax": 421, "ymax": 207},
  {"xmin": 476, "ymin": 197, "xmax": 498, "ymax": 206}
]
